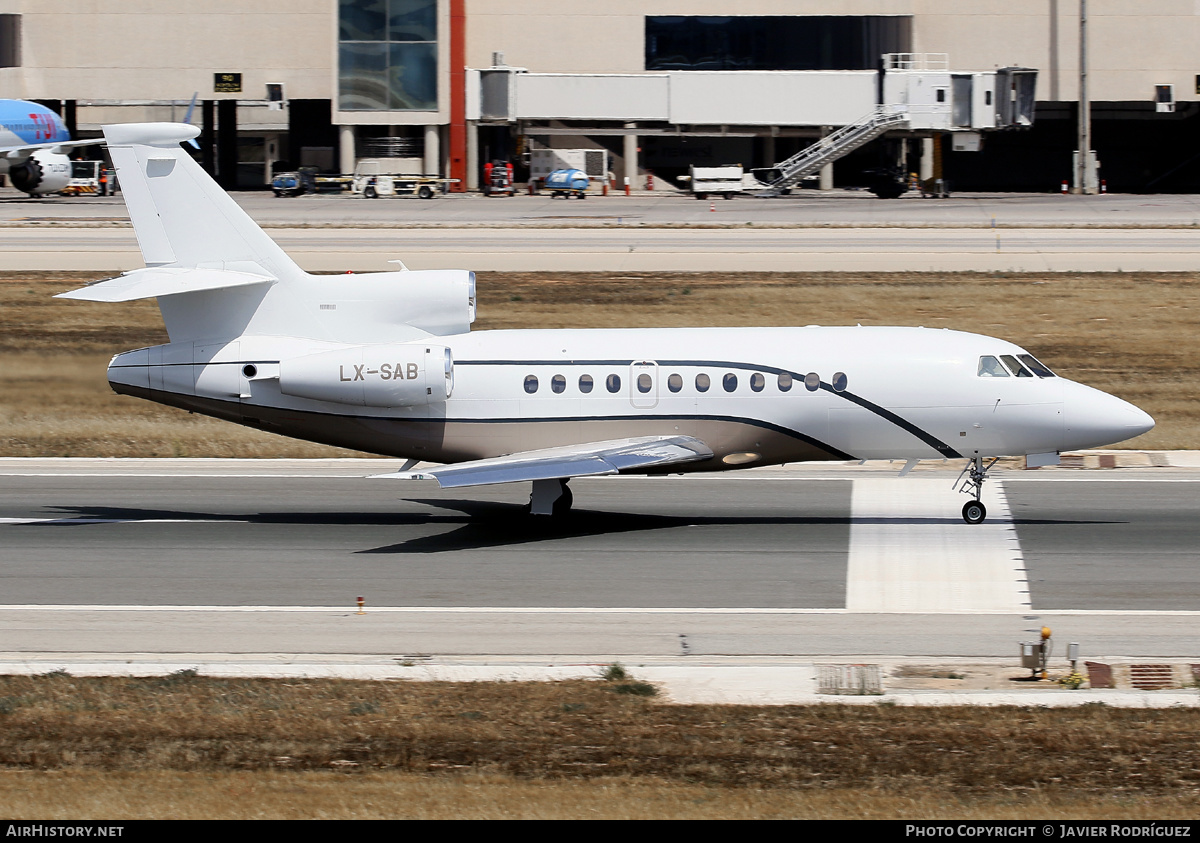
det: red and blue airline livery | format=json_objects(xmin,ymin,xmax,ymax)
[{"xmin": 0, "ymin": 99, "xmax": 98, "ymax": 195}]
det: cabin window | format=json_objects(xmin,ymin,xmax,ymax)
[
  {"xmin": 778, "ymin": 372, "xmax": 793, "ymax": 391},
  {"xmin": 606, "ymin": 374, "xmax": 621, "ymax": 393},
  {"xmin": 1018, "ymin": 354, "xmax": 1056, "ymax": 378},
  {"xmin": 804, "ymin": 372, "xmax": 820, "ymax": 391},
  {"xmin": 579, "ymin": 374, "xmax": 594, "ymax": 393},
  {"xmin": 1001, "ymin": 355, "xmax": 1033, "ymax": 377},
  {"xmin": 832, "ymin": 372, "xmax": 848, "ymax": 392},
  {"xmin": 750, "ymin": 373, "xmax": 765, "ymax": 392},
  {"xmin": 524, "ymin": 375, "xmax": 539, "ymax": 394},
  {"xmin": 723, "ymin": 373, "xmax": 738, "ymax": 392},
  {"xmin": 978, "ymin": 356, "xmax": 1009, "ymax": 377},
  {"xmin": 551, "ymin": 374, "xmax": 566, "ymax": 394},
  {"xmin": 696, "ymin": 373, "xmax": 710, "ymax": 392},
  {"xmin": 667, "ymin": 373, "xmax": 683, "ymax": 393},
  {"xmin": 637, "ymin": 373, "xmax": 653, "ymax": 393}
]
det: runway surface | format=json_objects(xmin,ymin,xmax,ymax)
[
  {"xmin": 9, "ymin": 188, "xmax": 1200, "ymax": 228},
  {"xmin": 2, "ymin": 461, "xmax": 1198, "ymax": 663},
  {"xmin": 5, "ymin": 226, "xmax": 1200, "ymax": 272}
]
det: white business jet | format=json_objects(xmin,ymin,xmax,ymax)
[{"xmin": 59, "ymin": 124, "xmax": 1154, "ymax": 524}]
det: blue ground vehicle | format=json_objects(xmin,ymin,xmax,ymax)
[{"xmin": 544, "ymin": 168, "xmax": 589, "ymax": 199}]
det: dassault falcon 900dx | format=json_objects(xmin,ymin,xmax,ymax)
[{"xmin": 59, "ymin": 123, "xmax": 1154, "ymax": 523}]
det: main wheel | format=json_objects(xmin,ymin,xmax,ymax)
[
  {"xmin": 552, "ymin": 485, "xmax": 574, "ymax": 517},
  {"xmin": 962, "ymin": 500, "xmax": 987, "ymax": 525}
]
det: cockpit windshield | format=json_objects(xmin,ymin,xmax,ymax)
[
  {"xmin": 1018, "ymin": 354, "xmax": 1056, "ymax": 378},
  {"xmin": 1001, "ymin": 355, "xmax": 1033, "ymax": 377},
  {"xmin": 978, "ymin": 353, "xmax": 1057, "ymax": 378},
  {"xmin": 977, "ymin": 356, "xmax": 1009, "ymax": 377}
]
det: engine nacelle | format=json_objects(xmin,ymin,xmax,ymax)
[
  {"xmin": 279, "ymin": 344, "xmax": 453, "ymax": 408},
  {"xmin": 9, "ymin": 150, "xmax": 71, "ymax": 195},
  {"xmin": 302, "ymin": 270, "xmax": 476, "ymax": 341}
]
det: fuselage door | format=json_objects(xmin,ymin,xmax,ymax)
[{"xmin": 630, "ymin": 360, "xmax": 658, "ymax": 409}]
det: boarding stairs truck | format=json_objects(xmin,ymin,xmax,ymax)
[{"xmin": 756, "ymin": 107, "xmax": 911, "ymax": 197}]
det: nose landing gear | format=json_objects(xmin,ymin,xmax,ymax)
[{"xmin": 956, "ymin": 456, "xmax": 998, "ymax": 524}]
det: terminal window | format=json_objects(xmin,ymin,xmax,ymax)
[
  {"xmin": 645, "ymin": 16, "xmax": 911, "ymax": 72},
  {"xmin": 0, "ymin": 15, "xmax": 18, "ymax": 68},
  {"xmin": 339, "ymin": 0, "xmax": 437, "ymax": 111}
]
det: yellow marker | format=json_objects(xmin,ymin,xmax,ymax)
[{"xmin": 356, "ymin": 595, "xmax": 365, "ymax": 615}]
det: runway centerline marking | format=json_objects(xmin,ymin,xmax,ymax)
[{"xmin": 846, "ymin": 478, "xmax": 1029, "ymax": 613}]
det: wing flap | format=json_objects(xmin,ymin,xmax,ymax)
[
  {"xmin": 373, "ymin": 435, "xmax": 713, "ymax": 488},
  {"xmin": 56, "ymin": 266, "xmax": 275, "ymax": 303}
]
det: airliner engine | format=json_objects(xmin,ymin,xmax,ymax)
[
  {"xmin": 279, "ymin": 344, "xmax": 453, "ymax": 407},
  {"xmin": 8, "ymin": 149, "xmax": 71, "ymax": 195}
]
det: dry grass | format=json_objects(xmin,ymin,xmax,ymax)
[
  {"xmin": 2, "ymin": 270, "xmax": 1198, "ymax": 455},
  {"xmin": 3, "ymin": 771, "xmax": 1199, "ymax": 820},
  {"xmin": 0, "ymin": 673, "xmax": 1198, "ymax": 818}
]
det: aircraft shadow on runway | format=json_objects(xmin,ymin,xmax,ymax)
[{"xmin": 29, "ymin": 503, "xmax": 1120, "ymax": 556}]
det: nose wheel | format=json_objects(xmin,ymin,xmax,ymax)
[
  {"xmin": 955, "ymin": 456, "xmax": 998, "ymax": 524},
  {"xmin": 962, "ymin": 499, "xmax": 987, "ymax": 525}
]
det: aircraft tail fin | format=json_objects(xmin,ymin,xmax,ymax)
[{"xmin": 102, "ymin": 123, "xmax": 304, "ymax": 283}]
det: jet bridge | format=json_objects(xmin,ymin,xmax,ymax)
[
  {"xmin": 758, "ymin": 58, "xmax": 1037, "ymax": 196},
  {"xmin": 467, "ymin": 54, "xmax": 1037, "ymax": 193}
]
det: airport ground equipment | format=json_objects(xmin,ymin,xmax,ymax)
[
  {"xmin": 543, "ymin": 168, "xmax": 589, "ymax": 198},
  {"xmin": 685, "ymin": 165, "xmax": 744, "ymax": 200},
  {"xmin": 529, "ymin": 148, "xmax": 609, "ymax": 185},
  {"xmin": 756, "ymin": 108, "xmax": 911, "ymax": 197},
  {"xmin": 271, "ymin": 170, "xmax": 312, "ymax": 197},
  {"xmin": 357, "ymin": 174, "xmax": 457, "ymax": 199},
  {"xmin": 483, "ymin": 160, "xmax": 515, "ymax": 196},
  {"xmin": 60, "ymin": 160, "xmax": 104, "ymax": 195},
  {"xmin": 1020, "ymin": 627, "xmax": 1053, "ymax": 680},
  {"xmin": 272, "ymin": 168, "xmax": 354, "ymax": 197}
]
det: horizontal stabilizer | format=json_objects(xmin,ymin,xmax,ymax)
[
  {"xmin": 56, "ymin": 266, "xmax": 275, "ymax": 303},
  {"xmin": 372, "ymin": 435, "xmax": 713, "ymax": 488}
]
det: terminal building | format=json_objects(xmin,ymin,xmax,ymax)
[{"xmin": 0, "ymin": 1, "xmax": 1196, "ymax": 192}]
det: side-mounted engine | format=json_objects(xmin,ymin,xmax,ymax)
[
  {"xmin": 279, "ymin": 343, "xmax": 454, "ymax": 407},
  {"xmin": 8, "ymin": 150, "xmax": 72, "ymax": 195},
  {"xmin": 295, "ymin": 269, "xmax": 477, "ymax": 343}
]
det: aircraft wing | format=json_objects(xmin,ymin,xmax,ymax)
[
  {"xmin": 2, "ymin": 138, "xmax": 103, "ymax": 158},
  {"xmin": 372, "ymin": 435, "xmax": 714, "ymax": 488}
]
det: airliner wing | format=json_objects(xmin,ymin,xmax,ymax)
[
  {"xmin": 372, "ymin": 435, "xmax": 713, "ymax": 488},
  {"xmin": 1, "ymin": 138, "xmax": 102, "ymax": 158}
]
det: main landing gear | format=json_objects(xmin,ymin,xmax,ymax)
[
  {"xmin": 529, "ymin": 478, "xmax": 573, "ymax": 517},
  {"xmin": 955, "ymin": 455, "xmax": 998, "ymax": 525}
]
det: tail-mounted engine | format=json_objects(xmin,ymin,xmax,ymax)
[
  {"xmin": 279, "ymin": 344, "xmax": 453, "ymax": 408},
  {"xmin": 9, "ymin": 150, "xmax": 72, "ymax": 195}
]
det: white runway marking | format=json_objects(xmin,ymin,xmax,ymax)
[{"xmin": 846, "ymin": 478, "xmax": 1029, "ymax": 613}]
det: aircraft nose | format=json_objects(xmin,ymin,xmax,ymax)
[{"xmin": 1062, "ymin": 382, "xmax": 1154, "ymax": 450}]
